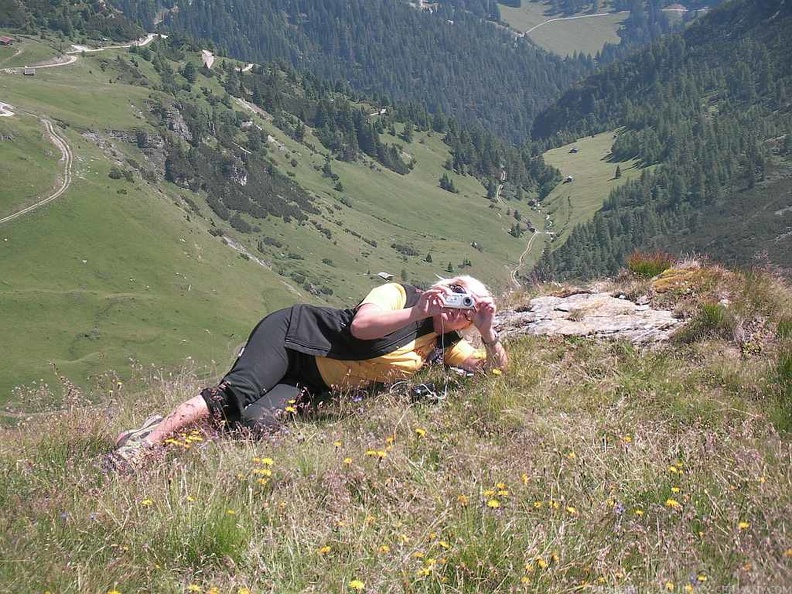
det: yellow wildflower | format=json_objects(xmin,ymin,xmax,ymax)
[
  {"xmin": 343, "ymin": 457, "xmax": 353, "ymax": 465},
  {"xmin": 439, "ymin": 541, "xmax": 451, "ymax": 549},
  {"xmin": 108, "ymin": 590, "xmax": 123, "ymax": 594},
  {"xmin": 187, "ymin": 586, "xmax": 202, "ymax": 593},
  {"xmin": 139, "ymin": 499, "xmax": 153, "ymax": 507},
  {"xmin": 491, "ymin": 368, "xmax": 502, "ymax": 375},
  {"xmin": 536, "ymin": 557, "xmax": 548, "ymax": 569},
  {"xmin": 483, "ymin": 489, "xmax": 496, "ymax": 497},
  {"xmin": 284, "ymin": 406, "xmax": 296, "ymax": 413},
  {"xmin": 349, "ymin": 579, "xmax": 365, "ymax": 591},
  {"xmin": 622, "ymin": 435, "xmax": 632, "ymax": 443},
  {"xmin": 413, "ymin": 551, "xmax": 426, "ymax": 559},
  {"xmin": 186, "ymin": 495, "xmax": 196, "ymax": 502},
  {"xmin": 784, "ymin": 548, "xmax": 792, "ymax": 558},
  {"xmin": 226, "ymin": 509, "xmax": 237, "ymax": 515},
  {"xmin": 496, "ymin": 482, "xmax": 507, "ymax": 490},
  {"xmin": 634, "ymin": 508, "xmax": 645, "ymax": 517},
  {"xmin": 365, "ymin": 449, "xmax": 377, "ymax": 457},
  {"xmin": 697, "ymin": 573, "xmax": 707, "ymax": 583},
  {"xmin": 566, "ymin": 451, "xmax": 577, "ymax": 460},
  {"xmin": 238, "ymin": 589, "xmax": 251, "ymax": 594},
  {"xmin": 415, "ymin": 427, "xmax": 427, "ymax": 437},
  {"xmin": 521, "ymin": 473, "xmax": 529, "ymax": 485},
  {"xmin": 566, "ymin": 506, "xmax": 578, "ymax": 515},
  {"xmin": 487, "ymin": 499, "xmax": 501, "ymax": 509},
  {"xmin": 318, "ymin": 545, "xmax": 332, "ymax": 555},
  {"xmin": 254, "ymin": 468, "xmax": 272, "ymax": 476},
  {"xmin": 665, "ymin": 498, "xmax": 682, "ymax": 509},
  {"xmin": 333, "ymin": 440, "xmax": 343, "ymax": 447},
  {"xmin": 665, "ymin": 582, "xmax": 674, "ymax": 591},
  {"xmin": 738, "ymin": 521, "xmax": 750, "ymax": 530},
  {"xmin": 457, "ymin": 494, "xmax": 469, "ymax": 507},
  {"xmin": 378, "ymin": 545, "xmax": 391, "ymax": 554},
  {"xmin": 668, "ymin": 465, "xmax": 680, "ymax": 474},
  {"xmin": 376, "ymin": 450, "xmax": 387, "ymax": 458},
  {"xmin": 684, "ymin": 585, "xmax": 694, "ymax": 593},
  {"xmin": 533, "ymin": 500, "xmax": 544, "ymax": 509},
  {"xmin": 671, "ymin": 486, "xmax": 681, "ymax": 493},
  {"xmin": 207, "ymin": 587, "xmax": 220, "ymax": 594}
]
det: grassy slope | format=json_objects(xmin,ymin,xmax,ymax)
[
  {"xmin": 0, "ymin": 33, "xmax": 60, "ymax": 69},
  {"xmin": 499, "ymin": 1, "xmax": 627, "ymax": 57},
  {"xmin": 0, "ymin": 113, "xmax": 62, "ymax": 213},
  {"xmin": 0, "ymin": 51, "xmax": 301, "ymax": 404},
  {"xmin": 0, "ymin": 263, "xmax": 789, "ymax": 593}
]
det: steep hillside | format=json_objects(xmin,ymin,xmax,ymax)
[
  {"xmin": 532, "ymin": 0, "xmax": 792, "ymax": 280},
  {"xmin": 1, "ymin": 260, "xmax": 790, "ymax": 592}
]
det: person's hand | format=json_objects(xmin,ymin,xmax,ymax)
[
  {"xmin": 413, "ymin": 286, "xmax": 452, "ymax": 319},
  {"xmin": 471, "ymin": 295, "xmax": 497, "ymax": 334}
]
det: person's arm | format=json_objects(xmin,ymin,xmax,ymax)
[
  {"xmin": 467, "ymin": 295, "xmax": 509, "ymax": 371},
  {"xmin": 349, "ymin": 285, "xmax": 449, "ymax": 340}
]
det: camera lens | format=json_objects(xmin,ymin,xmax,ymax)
[{"xmin": 463, "ymin": 296, "xmax": 473, "ymax": 307}]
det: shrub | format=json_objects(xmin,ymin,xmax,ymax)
[{"xmin": 626, "ymin": 251, "xmax": 674, "ymax": 278}]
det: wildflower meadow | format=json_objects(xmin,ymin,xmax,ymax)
[{"xmin": 1, "ymin": 264, "xmax": 790, "ymax": 593}]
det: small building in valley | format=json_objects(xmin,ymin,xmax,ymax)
[{"xmin": 0, "ymin": 36, "xmax": 13, "ymax": 46}]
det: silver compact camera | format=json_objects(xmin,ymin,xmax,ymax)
[{"xmin": 442, "ymin": 291, "xmax": 476, "ymax": 309}]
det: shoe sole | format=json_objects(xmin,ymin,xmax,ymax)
[{"xmin": 115, "ymin": 414, "xmax": 163, "ymax": 448}]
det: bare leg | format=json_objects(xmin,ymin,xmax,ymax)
[{"xmin": 143, "ymin": 395, "xmax": 209, "ymax": 446}]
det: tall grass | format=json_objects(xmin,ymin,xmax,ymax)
[{"xmin": 1, "ymin": 264, "xmax": 790, "ymax": 592}]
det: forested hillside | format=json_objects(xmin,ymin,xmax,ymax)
[
  {"xmin": 533, "ymin": 0, "xmax": 792, "ymax": 280},
  {"xmin": 112, "ymin": 0, "xmax": 591, "ymax": 143}
]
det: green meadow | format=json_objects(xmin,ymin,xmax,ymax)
[
  {"xmin": 541, "ymin": 131, "xmax": 643, "ymax": 247},
  {"xmin": 0, "ymin": 112, "xmax": 62, "ymax": 214},
  {"xmin": 0, "ymin": 33, "xmax": 60, "ymax": 69},
  {"xmin": 499, "ymin": 1, "xmax": 627, "ymax": 57}
]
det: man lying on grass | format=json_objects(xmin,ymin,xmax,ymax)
[{"xmin": 109, "ymin": 275, "xmax": 508, "ymax": 471}]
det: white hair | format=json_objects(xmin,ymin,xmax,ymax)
[{"xmin": 431, "ymin": 275, "xmax": 491, "ymax": 299}]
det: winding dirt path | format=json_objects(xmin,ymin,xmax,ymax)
[
  {"xmin": 509, "ymin": 230, "xmax": 545, "ymax": 288},
  {"xmin": 0, "ymin": 118, "xmax": 73, "ymax": 225}
]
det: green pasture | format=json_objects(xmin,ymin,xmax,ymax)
[
  {"xmin": 0, "ymin": 128, "xmax": 297, "ymax": 406},
  {"xmin": 0, "ymin": 34, "xmax": 59, "ymax": 69},
  {"xmin": 540, "ymin": 130, "xmax": 643, "ymax": 248},
  {"xmin": 499, "ymin": 1, "xmax": 627, "ymax": 57},
  {"xmin": 0, "ymin": 51, "xmax": 154, "ymax": 130},
  {"xmin": 527, "ymin": 13, "xmax": 627, "ymax": 57},
  {"xmin": 0, "ymin": 113, "xmax": 62, "ymax": 215}
]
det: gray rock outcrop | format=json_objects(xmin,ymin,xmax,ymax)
[{"xmin": 496, "ymin": 292, "xmax": 683, "ymax": 345}]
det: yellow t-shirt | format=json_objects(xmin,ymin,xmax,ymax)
[{"xmin": 315, "ymin": 283, "xmax": 482, "ymax": 389}]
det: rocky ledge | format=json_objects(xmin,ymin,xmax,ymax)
[{"xmin": 496, "ymin": 292, "xmax": 683, "ymax": 345}]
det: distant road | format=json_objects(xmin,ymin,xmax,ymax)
[
  {"xmin": 0, "ymin": 118, "xmax": 73, "ymax": 225},
  {"xmin": 525, "ymin": 11, "xmax": 628, "ymax": 34}
]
